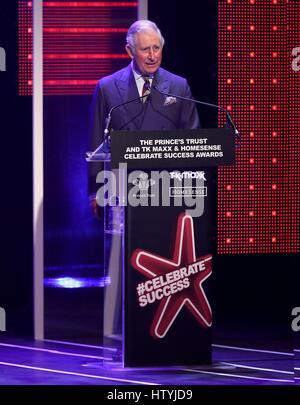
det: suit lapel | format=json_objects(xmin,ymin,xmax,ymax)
[
  {"xmin": 115, "ymin": 65, "xmax": 144, "ymax": 129},
  {"xmin": 151, "ymin": 68, "xmax": 171, "ymax": 107},
  {"xmin": 114, "ymin": 66, "xmax": 173, "ymax": 130}
]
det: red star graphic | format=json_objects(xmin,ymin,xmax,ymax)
[{"xmin": 131, "ymin": 213, "xmax": 212, "ymax": 339}]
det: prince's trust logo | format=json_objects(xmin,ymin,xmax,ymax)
[
  {"xmin": 132, "ymin": 172, "xmax": 155, "ymax": 191},
  {"xmin": 131, "ymin": 213, "xmax": 212, "ymax": 339},
  {"xmin": 131, "ymin": 172, "xmax": 156, "ymax": 198}
]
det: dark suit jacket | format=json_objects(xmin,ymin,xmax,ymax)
[
  {"xmin": 88, "ymin": 64, "xmax": 200, "ymax": 194},
  {"xmin": 89, "ymin": 64, "xmax": 200, "ymax": 151}
]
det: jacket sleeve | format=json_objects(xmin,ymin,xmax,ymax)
[
  {"xmin": 89, "ymin": 80, "xmax": 107, "ymax": 151},
  {"xmin": 88, "ymin": 80, "xmax": 107, "ymax": 196},
  {"xmin": 179, "ymin": 80, "xmax": 200, "ymax": 129}
]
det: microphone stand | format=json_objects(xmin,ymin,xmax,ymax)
[
  {"xmin": 153, "ymin": 85, "xmax": 241, "ymax": 142},
  {"xmin": 88, "ymin": 92, "xmax": 150, "ymax": 160}
]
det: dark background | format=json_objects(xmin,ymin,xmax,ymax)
[
  {"xmin": 0, "ymin": 0, "xmax": 298, "ymax": 351},
  {"xmin": 0, "ymin": 1, "xmax": 33, "ymax": 336}
]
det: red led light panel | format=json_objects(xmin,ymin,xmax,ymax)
[
  {"xmin": 19, "ymin": 0, "xmax": 137, "ymax": 95},
  {"xmin": 217, "ymin": 1, "xmax": 299, "ymax": 254}
]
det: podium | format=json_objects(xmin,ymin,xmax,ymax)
[{"xmin": 86, "ymin": 128, "xmax": 235, "ymax": 367}]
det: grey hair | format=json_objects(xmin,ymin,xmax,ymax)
[{"xmin": 126, "ymin": 20, "xmax": 165, "ymax": 51}]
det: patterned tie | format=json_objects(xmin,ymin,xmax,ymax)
[{"xmin": 142, "ymin": 76, "xmax": 151, "ymax": 103}]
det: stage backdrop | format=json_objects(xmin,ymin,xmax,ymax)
[{"xmin": 9, "ymin": 0, "xmax": 298, "ymax": 346}]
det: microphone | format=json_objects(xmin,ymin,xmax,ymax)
[
  {"xmin": 88, "ymin": 90, "xmax": 152, "ymax": 158},
  {"xmin": 104, "ymin": 88, "xmax": 152, "ymax": 139},
  {"xmin": 152, "ymin": 84, "xmax": 240, "ymax": 140}
]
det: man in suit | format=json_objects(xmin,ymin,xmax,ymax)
[
  {"xmin": 88, "ymin": 20, "xmax": 200, "ymax": 341},
  {"xmin": 89, "ymin": 19, "xmax": 200, "ymax": 153}
]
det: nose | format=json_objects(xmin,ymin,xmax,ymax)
[{"xmin": 148, "ymin": 48, "xmax": 155, "ymax": 59}]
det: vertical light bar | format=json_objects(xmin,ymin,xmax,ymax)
[
  {"xmin": 138, "ymin": 0, "xmax": 147, "ymax": 20},
  {"xmin": 33, "ymin": 0, "xmax": 44, "ymax": 340}
]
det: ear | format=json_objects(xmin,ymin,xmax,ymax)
[{"xmin": 126, "ymin": 45, "xmax": 134, "ymax": 59}]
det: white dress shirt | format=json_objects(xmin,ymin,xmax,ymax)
[{"xmin": 131, "ymin": 63, "xmax": 153, "ymax": 97}]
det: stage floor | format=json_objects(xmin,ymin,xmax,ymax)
[{"xmin": 0, "ymin": 337, "xmax": 298, "ymax": 385}]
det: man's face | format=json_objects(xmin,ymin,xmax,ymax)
[{"xmin": 126, "ymin": 30, "xmax": 163, "ymax": 76}]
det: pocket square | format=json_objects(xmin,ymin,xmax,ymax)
[{"xmin": 164, "ymin": 96, "xmax": 177, "ymax": 106}]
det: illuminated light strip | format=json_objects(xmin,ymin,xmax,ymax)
[
  {"xmin": 43, "ymin": 339, "xmax": 116, "ymax": 351},
  {"xmin": 44, "ymin": 28, "xmax": 128, "ymax": 33},
  {"xmin": 43, "ymin": 2, "xmax": 138, "ymax": 7},
  {"xmin": 0, "ymin": 362, "xmax": 158, "ymax": 385},
  {"xmin": 44, "ymin": 53, "xmax": 129, "ymax": 59},
  {"xmin": 0, "ymin": 342, "xmax": 108, "ymax": 360},
  {"xmin": 182, "ymin": 368, "xmax": 294, "ymax": 383},
  {"xmin": 33, "ymin": 0, "xmax": 44, "ymax": 340},
  {"xmin": 6, "ymin": 341, "xmax": 291, "ymax": 379},
  {"xmin": 43, "ymin": 80, "xmax": 96, "ymax": 85},
  {"xmin": 221, "ymin": 362, "xmax": 294, "ymax": 375},
  {"xmin": 44, "ymin": 263, "xmax": 103, "ymax": 272},
  {"xmin": 213, "ymin": 343, "xmax": 294, "ymax": 357}
]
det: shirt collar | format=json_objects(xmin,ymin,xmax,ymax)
[{"xmin": 131, "ymin": 62, "xmax": 154, "ymax": 82}]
